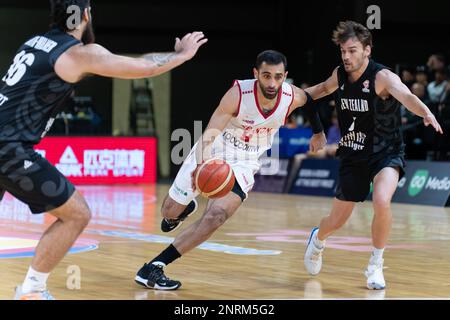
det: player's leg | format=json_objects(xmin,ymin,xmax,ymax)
[
  {"xmin": 135, "ymin": 181, "xmax": 245, "ymax": 290},
  {"xmin": 365, "ymin": 166, "xmax": 399, "ymax": 290},
  {"xmin": 304, "ymin": 161, "xmax": 367, "ymax": 276},
  {"xmin": 6, "ymin": 151, "xmax": 92, "ymax": 299},
  {"xmin": 160, "ymin": 147, "xmax": 200, "ymax": 233},
  {"xmin": 15, "ymin": 191, "xmax": 91, "ymax": 300},
  {"xmin": 304, "ymin": 198, "xmax": 355, "ymax": 275}
]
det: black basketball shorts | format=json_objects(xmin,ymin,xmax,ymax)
[
  {"xmin": 335, "ymin": 153, "xmax": 406, "ymax": 202},
  {"xmin": 0, "ymin": 142, "xmax": 75, "ymax": 214}
]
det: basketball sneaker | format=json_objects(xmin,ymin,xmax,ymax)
[
  {"xmin": 135, "ymin": 263, "xmax": 181, "ymax": 290},
  {"xmin": 161, "ymin": 198, "xmax": 198, "ymax": 233},
  {"xmin": 365, "ymin": 258, "xmax": 385, "ymax": 290},
  {"xmin": 304, "ymin": 227, "xmax": 325, "ymax": 276},
  {"xmin": 14, "ymin": 285, "xmax": 55, "ymax": 300}
]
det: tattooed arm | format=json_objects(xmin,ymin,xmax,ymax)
[{"xmin": 55, "ymin": 32, "xmax": 208, "ymax": 82}]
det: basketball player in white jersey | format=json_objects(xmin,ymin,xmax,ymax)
[{"xmin": 135, "ymin": 50, "xmax": 327, "ymax": 290}]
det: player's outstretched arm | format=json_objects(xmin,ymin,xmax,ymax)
[
  {"xmin": 304, "ymin": 67, "xmax": 339, "ymax": 100},
  {"xmin": 290, "ymin": 85, "xmax": 327, "ymax": 153},
  {"xmin": 376, "ymin": 69, "xmax": 443, "ymax": 134},
  {"xmin": 55, "ymin": 32, "xmax": 208, "ymax": 82},
  {"xmin": 194, "ymin": 85, "xmax": 240, "ymax": 164}
]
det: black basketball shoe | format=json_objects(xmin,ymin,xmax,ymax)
[
  {"xmin": 135, "ymin": 263, "xmax": 181, "ymax": 290},
  {"xmin": 161, "ymin": 198, "xmax": 198, "ymax": 233}
]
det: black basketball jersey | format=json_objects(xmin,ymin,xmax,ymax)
[
  {"xmin": 0, "ymin": 28, "xmax": 81, "ymax": 144},
  {"xmin": 334, "ymin": 59, "xmax": 405, "ymax": 161}
]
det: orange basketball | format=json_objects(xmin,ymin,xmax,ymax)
[{"xmin": 194, "ymin": 158, "xmax": 235, "ymax": 199}]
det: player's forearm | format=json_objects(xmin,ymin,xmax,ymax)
[
  {"xmin": 141, "ymin": 52, "xmax": 187, "ymax": 77},
  {"xmin": 305, "ymin": 83, "xmax": 331, "ymax": 100},
  {"xmin": 402, "ymin": 93, "xmax": 433, "ymax": 118}
]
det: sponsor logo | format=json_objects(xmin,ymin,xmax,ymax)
[
  {"xmin": 56, "ymin": 146, "xmax": 83, "ymax": 177},
  {"xmin": 222, "ymin": 132, "xmax": 260, "ymax": 153},
  {"xmin": 408, "ymin": 169, "xmax": 450, "ymax": 197},
  {"xmin": 174, "ymin": 183, "xmax": 188, "ymax": 197},
  {"xmin": 408, "ymin": 170, "xmax": 429, "ymax": 196},
  {"xmin": 338, "ymin": 131, "xmax": 366, "ymax": 151},
  {"xmin": 55, "ymin": 146, "xmax": 146, "ymax": 178}
]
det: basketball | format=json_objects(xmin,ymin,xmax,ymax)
[{"xmin": 194, "ymin": 158, "xmax": 235, "ymax": 199}]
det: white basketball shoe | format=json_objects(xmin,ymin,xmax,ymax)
[
  {"xmin": 304, "ymin": 227, "xmax": 325, "ymax": 276},
  {"xmin": 14, "ymin": 285, "xmax": 55, "ymax": 300},
  {"xmin": 365, "ymin": 258, "xmax": 386, "ymax": 290}
]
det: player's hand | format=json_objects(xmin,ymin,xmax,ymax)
[
  {"xmin": 423, "ymin": 112, "xmax": 443, "ymax": 134},
  {"xmin": 175, "ymin": 32, "xmax": 208, "ymax": 62},
  {"xmin": 309, "ymin": 132, "xmax": 327, "ymax": 153}
]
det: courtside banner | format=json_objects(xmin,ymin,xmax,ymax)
[
  {"xmin": 34, "ymin": 137, "xmax": 157, "ymax": 184},
  {"xmin": 253, "ymin": 158, "xmax": 291, "ymax": 193},
  {"xmin": 392, "ymin": 161, "xmax": 450, "ymax": 207},
  {"xmin": 289, "ymin": 159, "xmax": 340, "ymax": 197},
  {"xmin": 274, "ymin": 127, "xmax": 312, "ymax": 158}
]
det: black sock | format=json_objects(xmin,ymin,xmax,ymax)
[{"xmin": 150, "ymin": 244, "xmax": 181, "ymax": 266}]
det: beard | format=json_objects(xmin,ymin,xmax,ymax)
[
  {"xmin": 82, "ymin": 21, "xmax": 95, "ymax": 44},
  {"xmin": 259, "ymin": 83, "xmax": 279, "ymax": 100}
]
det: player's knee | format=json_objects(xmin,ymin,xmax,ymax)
[
  {"xmin": 203, "ymin": 207, "xmax": 228, "ymax": 230},
  {"xmin": 372, "ymin": 194, "xmax": 391, "ymax": 211},
  {"xmin": 74, "ymin": 205, "xmax": 92, "ymax": 228}
]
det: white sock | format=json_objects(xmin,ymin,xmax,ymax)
[
  {"xmin": 370, "ymin": 247, "xmax": 385, "ymax": 264},
  {"xmin": 313, "ymin": 233, "xmax": 325, "ymax": 249},
  {"xmin": 22, "ymin": 266, "xmax": 50, "ymax": 293}
]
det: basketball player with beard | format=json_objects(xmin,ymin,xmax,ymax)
[
  {"xmin": 303, "ymin": 21, "xmax": 443, "ymax": 290},
  {"xmin": 135, "ymin": 50, "xmax": 327, "ymax": 290},
  {"xmin": 0, "ymin": 0, "xmax": 207, "ymax": 299}
]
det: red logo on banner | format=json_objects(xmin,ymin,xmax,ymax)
[{"xmin": 35, "ymin": 137, "xmax": 157, "ymax": 184}]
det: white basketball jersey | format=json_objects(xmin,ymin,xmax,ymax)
[{"xmin": 212, "ymin": 79, "xmax": 294, "ymax": 162}]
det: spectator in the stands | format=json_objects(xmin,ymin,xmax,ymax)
[
  {"xmin": 401, "ymin": 82, "xmax": 429, "ymax": 159},
  {"xmin": 427, "ymin": 70, "xmax": 448, "ymax": 104},
  {"xmin": 401, "ymin": 67, "xmax": 415, "ymax": 89},
  {"xmin": 427, "ymin": 54, "xmax": 447, "ymax": 73},
  {"xmin": 415, "ymin": 69, "xmax": 429, "ymax": 87}
]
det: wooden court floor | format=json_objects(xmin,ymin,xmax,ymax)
[{"xmin": 1, "ymin": 184, "xmax": 450, "ymax": 300}]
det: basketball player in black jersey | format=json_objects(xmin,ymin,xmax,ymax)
[
  {"xmin": 304, "ymin": 21, "xmax": 443, "ymax": 290},
  {"xmin": 0, "ymin": 0, "xmax": 206, "ymax": 299}
]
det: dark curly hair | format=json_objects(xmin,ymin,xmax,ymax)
[
  {"xmin": 49, "ymin": 0, "xmax": 90, "ymax": 32},
  {"xmin": 332, "ymin": 20, "xmax": 373, "ymax": 49}
]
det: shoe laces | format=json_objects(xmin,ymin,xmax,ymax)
[
  {"xmin": 366, "ymin": 260, "xmax": 383, "ymax": 277},
  {"xmin": 150, "ymin": 265, "xmax": 172, "ymax": 282},
  {"xmin": 310, "ymin": 245, "xmax": 323, "ymax": 262}
]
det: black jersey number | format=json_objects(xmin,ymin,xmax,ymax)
[{"xmin": 2, "ymin": 51, "xmax": 35, "ymax": 87}]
